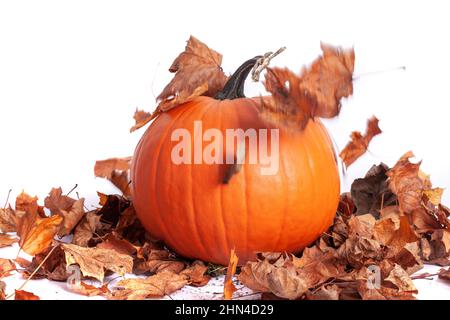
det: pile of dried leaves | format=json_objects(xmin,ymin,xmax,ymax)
[
  {"xmin": 1, "ymin": 36, "xmax": 448, "ymax": 300},
  {"xmin": 233, "ymin": 152, "xmax": 450, "ymax": 300}
]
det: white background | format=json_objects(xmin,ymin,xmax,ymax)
[{"xmin": 0, "ymin": 0, "xmax": 449, "ymax": 300}]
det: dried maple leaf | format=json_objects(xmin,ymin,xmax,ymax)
[
  {"xmin": 14, "ymin": 289, "xmax": 40, "ymax": 300},
  {"xmin": 384, "ymin": 264, "xmax": 417, "ymax": 293},
  {"xmin": 261, "ymin": 44, "xmax": 354, "ymax": 129},
  {"xmin": 133, "ymin": 248, "xmax": 185, "ymax": 275},
  {"xmin": 44, "ymin": 187, "xmax": 85, "ymax": 236},
  {"xmin": 18, "ymin": 245, "xmax": 68, "ymax": 281},
  {"xmin": 223, "ymin": 248, "xmax": 238, "ymax": 300},
  {"xmin": 156, "ymin": 36, "xmax": 227, "ymax": 112},
  {"xmin": 62, "ymin": 243, "xmax": 133, "ymax": 282},
  {"xmin": 69, "ymin": 281, "xmax": 110, "ymax": 297},
  {"xmin": 0, "ymin": 206, "xmax": 17, "ymax": 233},
  {"xmin": 130, "ymin": 109, "xmax": 153, "ymax": 133},
  {"xmin": 110, "ymin": 270, "xmax": 188, "ymax": 300},
  {"xmin": 387, "ymin": 151, "xmax": 431, "ymax": 213},
  {"xmin": 306, "ymin": 284, "xmax": 341, "ymax": 300},
  {"xmin": 16, "ymin": 212, "xmax": 62, "ymax": 256},
  {"xmin": 423, "ymin": 187, "xmax": 445, "ymax": 206},
  {"xmin": 0, "ymin": 233, "xmax": 18, "ymax": 248},
  {"xmin": 340, "ymin": 116, "xmax": 382, "ymax": 167},
  {"xmin": 96, "ymin": 232, "xmax": 137, "ymax": 256}
]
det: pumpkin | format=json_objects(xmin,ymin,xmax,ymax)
[{"xmin": 131, "ymin": 57, "xmax": 340, "ymax": 265}]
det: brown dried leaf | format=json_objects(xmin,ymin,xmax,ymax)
[
  {"xmin": 0, "ymin": 233, "xmax": 18, "ymax": 248},
  {"xmin": 180, "ymin": 261, "xmax": 210, "ymax": 287},
  {"xmin": 14, "ymin": 290, "xmax": 40, "ymax": 300},
  {"xmin": 110, "ymin": 270, "xmax": 188, "ymax": 300},
  {"xmin": 438, "ymin": 267, "xmax": 450, "ymax": 281},
  {"xmin": 340, "ymin": 117, "xmax": 382, "ymax": 167},
  {"xmin": 0, "ymin": 281, "xmax": 5, "ymax": 300},
  {"xmin": 19, "ymin": 245, "xmax": 68, "ymax": 281},
  {"xmin": 424, "ymin": 188, "xmax": 445, "ymax": 206},
  {"xmin": 94, "ymin": 158, "xmax": 132, "ymax": 198},
  {"xmin": 69, "ymin": 282, "xmax": 110, "ymax": 297},
  {"xmin": 261, "ymin": 44, "xmax": 354, "ymax": 129},
  {"xmin": 387, "ymin": 151, "xmax": 431, "ymax": 213},
  {"xmin": 0, "ymin": 258, "xmax": 16, "ymax": 278},
  {"xmin": 130, "ymin": 109, "xmax": 153, "ymax": 133},
  {"xmin": 384, "ymin": 264, "xmax": 417, "ymax": 293},
  {"xmin": 155, "ymin": 36, "xmax": 227, "ymax": 113},
  {"xmin": 44, "ymin": 187, "xmax": 85, "ymax": 236},
  {"xmin": 72, "ymin": 211, "xmax": 102, "ymax": 247},
  {"xmin": 0, "ymin": 206, "xmax": 17, "ymax": 233},
  {"xmin": 96, "ymin": 232, "xmax": 137, "ymax": 256},
  {"xmin": 62, "ymin": 243, "xmax": 133, "ymax": 282},
  {"xmin": 223, "ymin": 248, "xmax": 238, "ymax": 300},
  {"xmin": 306, "ymin": 284, "xmax": 341, "ymax": 300}
]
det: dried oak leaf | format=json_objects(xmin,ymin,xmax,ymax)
[
  {"xmin": 94, "ymin": 158, "xmax": 132, "ymax": 198},
  {"xmin": 387, "ymin": 151, "xmax": 431, "ymax": 213},
  {"xmin": 223, "ymin": 248, "xmax": 239, "ymax": 300},
  {"xmin": 0, "ymin": 233, "xmax": 18, "ymax": 248},
  {"xmin": 261, "ymin": 44, "xmax": 354, "ymax": 129},
  {"xmin": 339, "ymin": 116, "xmax": 382, "ymax": 168},
  {"xmin": 0, "ymin": 206, "xmax": 17, "ymax": 233},
  {"xmin": 110, "ymin": 270, "xmax": 188, "ymax": 300},
  {"xmin": 14, "ymin": 290, "xmax": 40, "ymax": 300},
  {"xmin": 156, "ymin": 36, "xmax": 227, "ymax": 112},
  {"xmin": 44, "ymin": 187, "xmax": 85, "ymax": 236},
  {"xmin": 62, "ymin": 243, "xmax": 133, "ymax": 282}
]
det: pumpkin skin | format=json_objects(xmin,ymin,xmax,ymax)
[{"xmin": 131, "ymin": 96, "xmax": 340, "ymax": 265}]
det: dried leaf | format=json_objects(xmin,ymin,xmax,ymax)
[
  {"xmin": 306, "ymin": 284, "xmax": 341, "ymax": 300},
  {"xmin": 44, "ymin": 187, "xmax": 85, "ymax": 236},
  {"xmin": 94, "ymin": 158, "xmax": 132, "ymax": 198},
  {"xmin": 69, "ymin": 282, "xmax": 110, "ymax": 297},
  {"xmin": 133, "ymin": 249, "xmax": 185, "ymax": 275},
  {"xmin": 180, "ymin": 261, "xmax": 210, "ymax": 287},
  {"xmin": 438, "ymin": 268, "xmax": 450, "ymax": 281},
  {"xmin": 261, "ymin": 44, "xmax": 354, "ymax": 129},
  {"xmin": 15, "ymin": 290, "xmax": 40, "ymax": 300},
  {"xmin": 156, "ymin": 36, "xmax": 227, "ymax": 113},
  {"xmin": 96, "ymin": 232, "xmax": 137, "ymax": 256},
  {"xmin": 387, "ymin": 151, "xmax": 431, "ymax": 213},
  {"xmin": 0, "ymin": 206, "xmax": 17, "ymax": 233},
  {"xmin": 62, "ymin": 243, "xmax": 133, "ymax": 282},
  {"xmin": 0, "ymin": 258, "xmax": 16, "ymax": 278},
  {"xmin": 384, "ymin": 264, "xmax": 417, "ymax": 293},
  {"xmin": 340, "ymin": 116, "xmax": 382, "ymax": 167},
  {"xmin": 423, "ymin": 188, "xmax": 445, "ymax": 206},
  {"xmin": 0, "ymin": 281, "xmax": 5, "ymax": 300},
  {"xmin": 19, "ymin": 245, "xmax": 68, "ymax": 281},
  {"xmin": 224, "ymin": 248, "xmax": 239, "ymax": 300},
  {"xmin": 130, "ymin": 109, "xmax": 153, "ymax": 133},
  {"xmin": 72, "ymin": 211, "xmax": 102, "ymax": 247},
  {"xmin": 16, "ymin": 212, "xmax": 63, "ymax": 256},
  {"xmin": 0, "ymin": 233, "xmax": 18, "ymax": 248},
  {"xmin": 110, "ymin": 270, "xmax": 188, "ymax": 300}
]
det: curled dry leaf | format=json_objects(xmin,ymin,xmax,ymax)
[
  {"xmin": 339, "ymin": 116, "xmax": 382, "ymax": 168},
  {"xmin": 0, "ymin": 233, "xmax": 18, "ymax": 248},
  {"xmin": 133, "ymin": 248, "xmax": 185, "ymax": 275},
  {"xmin": 18, "ymin": 245, "xmax": 68, "ymax": 281},
  {"xmin": 44, "ymin": 187, "xmax": 85, "ymax": 236},
  {"xmin": 72, "ymin": 211, "xmax": 102, "ymax": 247},
  {"xmin": 62, "ymin": 243, "xmax": 133, "ymax": 282},
  {"xmin": 96, "ymin": 232, "xmax": 137, "ymax": 256},
  {"xmin": 260, "ymin": 44, "xmax": 354, "ymax": 129},
  {"xmin": 384, "ymin": 264, "xmax": 417, "ymax": 293},
  {"xmin": 0, "ymin": 206, "xmax": 17, "ymax": 233},
  {"xmin": 14, "ymin": 289, "xmax": 40, "ymax": 300},
  {"xmin": 156, "ymin": 36, "xmax": 227, "ymax": 112},
  {"xmin": 387, "ymin": 151, "xmax": 431, "ymax": 213},
  {"xmin": 0, "ymin": 281, "xmax": 5, "ymax": 300},
  {"xmin": 223, "ymin": 248, "xmax": 238, "ymax": 300},
  {"xmin": 130, "ymin": 109, "xmax": 153, "ymax": 133},
  {"xmin": 110, "ymin": 270, "xmax": 188, "ymax": 300}
]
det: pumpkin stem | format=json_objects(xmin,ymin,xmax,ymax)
[
  {"xmin": 215, "ymin": 47, "xmax": 286, "ymax": 100},
  {"xmin": 215, "ymin": 56, "xmax": 262, "ymax": 100}
]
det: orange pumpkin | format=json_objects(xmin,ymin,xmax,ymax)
[{"xmin": 131, "ymin": 57, "xmax": 340, "ymax": 265}]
